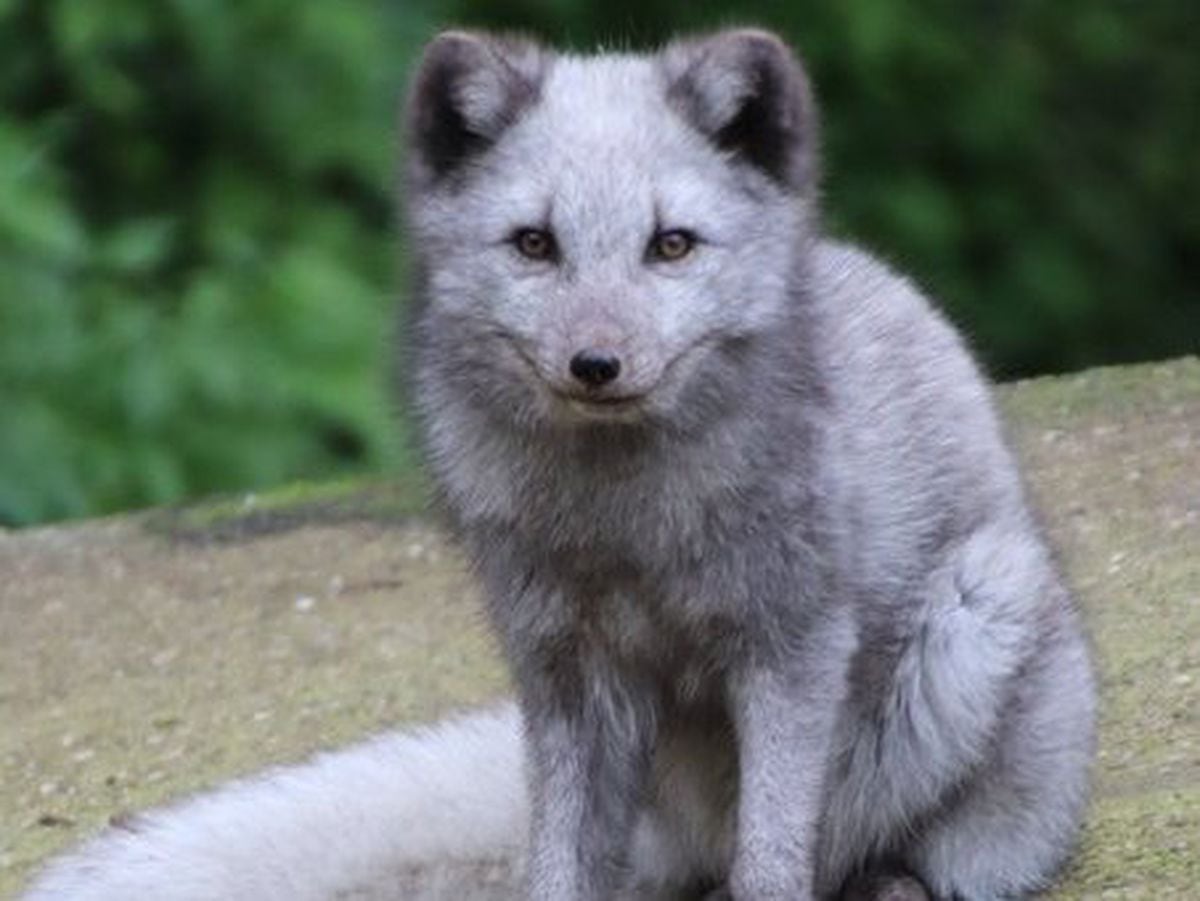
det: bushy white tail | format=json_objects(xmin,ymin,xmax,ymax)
[{"xmin": 23, "ymin": 705, "xmax": 529, "ymax": 901}]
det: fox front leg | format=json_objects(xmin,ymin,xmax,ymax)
[
  {"xmin": 518, "ymin": 658, "xmax": 656, "ymax": 901},
  {"xmin": 727, "ymin": 611, "xmax": 856, "ymax": 901}
]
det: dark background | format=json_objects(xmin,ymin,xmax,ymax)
[{"xmin": 2, "ymin": 0, "xmax": 1197, "ymax": 525}]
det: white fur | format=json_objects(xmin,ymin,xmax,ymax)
[{"xmin": 23, "ymin": 706, "xmax": 528, "ymax": 901}]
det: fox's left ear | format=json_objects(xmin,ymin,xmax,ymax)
[{"xmin": 662, "ymin": 29, "xmax": 817, "ymax": 194}]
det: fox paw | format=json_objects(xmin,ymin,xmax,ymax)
[{"xmin": 838, "ymin": 870, "xmax": 931, "ymax": 901}]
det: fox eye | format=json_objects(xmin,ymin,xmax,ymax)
[
  {"xmin": 512, "ymin": 227, "xmax": 558, "ymax": 262},
  {"xmin": 648, "ymin": 229, "xmax": 696, "ymax": 263}
]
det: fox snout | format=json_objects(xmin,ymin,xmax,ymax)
[
  {"xmin": 545, "ymin": 337, "xmax": 661, "ymax": 422},
  {"xmin": 550, "ymin": 313, "xmax": 649, "ymax": 402},
  {"xmin": 569, "ymin": 348, "xmax": 622, "ymax": 388}
]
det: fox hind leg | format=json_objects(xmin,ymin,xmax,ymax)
[{"xmin": 905, "ymin": 630, "xmax": 1094, "ymax": 901}]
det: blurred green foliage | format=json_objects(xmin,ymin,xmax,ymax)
[
  {"xmin": 0, "ymin": 0, "xmax": 431, "ymax": 524},
  {"xmin": 1, "ymin": 0, "xmax": 1197, "ymax": 525}
]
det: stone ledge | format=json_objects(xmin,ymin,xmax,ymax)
[{"xmin": 2, "ymin": 357, "xmax": 1198, "ymax": 897}]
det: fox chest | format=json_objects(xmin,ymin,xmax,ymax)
[{"xmin": 551, "ymin": 573, "xmax": 741, "ymax": 708}]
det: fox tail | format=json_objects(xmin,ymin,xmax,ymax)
[{"xmin": 22, "ymin": 704, "xmax": 529, "ymax": 901}]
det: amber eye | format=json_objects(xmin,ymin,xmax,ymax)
[
  {"xmin": 512, "ymin": 227, "xmax": 557, "ymax": 262},
  {"xmin": 649, "ymin": 229, "xmax": 696, "ymax": 262}
]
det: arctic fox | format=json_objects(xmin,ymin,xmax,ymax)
[{"xmin": 24, "ymin": 29, "xmax": 1096, "ymax": 901}]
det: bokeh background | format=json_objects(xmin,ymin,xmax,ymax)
[{"xmin": 1, "ymin": 0, "xmax": 1197, "ymax": 526}]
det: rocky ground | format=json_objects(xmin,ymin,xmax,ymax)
[{"xmin": 2, "ymin": 357, "xmax": 1197, "ymax": 899}]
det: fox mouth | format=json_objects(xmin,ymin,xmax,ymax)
[
  {"xmin": 492, "ymin": 332, "xmax": 651, "ymax": 417},
  {"xmin": 556, "ymin": 390, "xmax": 643, "ymax": 407},
  {"xmin": 555, "ymin": 390, "xmax": 647, "ymax": 420},
  {"xmin": 491, "ymin": 328, "xmax": 714, "ymax": 422}
]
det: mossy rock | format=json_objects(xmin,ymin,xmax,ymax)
[{"xmin": 2, "ymin": 357, "xmax": 1198, "ymax": 897}]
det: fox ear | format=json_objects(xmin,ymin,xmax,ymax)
[
  {"xmin": 663, "ymin": 29, "xmax": 817, "ymax": 193},
  {"xmin": 407, "ymin": 32, "xmax": 548, "ymax": 184}
]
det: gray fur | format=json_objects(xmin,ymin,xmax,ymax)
[
  {"xmin": 22, "ymin": 29, "xmax": 1095, "ymax": 901},
  {"xmin": 406, "ymin": 29, "xmax": 1094, "ymax": 901}
]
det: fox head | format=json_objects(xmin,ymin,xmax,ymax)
[{"xmin": 404, "ymin": 29, "xmax": 819, "ymax": 434}]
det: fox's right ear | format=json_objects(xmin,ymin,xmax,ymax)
[{"xmin": 406, "ymin": 32, "xmax": 548, "ymax": 186}]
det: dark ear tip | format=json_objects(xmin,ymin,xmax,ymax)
[
  {"xmin": 429, "ymin": 29, "xmax": 485, "ymax": 46},
  {"xmin": 666, "ymin": 27, "xmax": 809, "ymax": 99},
  {"xmin": 419, "ymin": 29, "xmax": 546, "ymax": 70},
  {"xmin": 425, "ymin": 30, "xmax": 494, "ymax": 54},
  {"xmin": 416, "ymin": 30, "xmax": 492, "ymax": 77},
  {"xmin": 676, "ymin": 27, "xmax": 796, "ymax": 65},
  {"xmin": 718, "ymin": 28, "xmax": 807, "ymax": 81},
  {"xmin": 719, "ymin": 28, "xmax": 792, "ymax": 53}
]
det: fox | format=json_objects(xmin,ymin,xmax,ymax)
[{"xmin": 23, "ymin": 28, "xmax": 1096, "ymax": 901}]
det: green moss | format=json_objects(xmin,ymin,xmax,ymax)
[
  {"xmin": 1057, "ymin": 789, "xmax": 1200, "ymax": 897},
  {"xmin": 1000, "ymin": 355, "xmax": 1200, "ymax": 427},
  {"xmin": 147, "ymin": 473, "xmax": 433, "ymax": 541}
]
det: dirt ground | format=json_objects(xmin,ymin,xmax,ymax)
[{"xmin": 2, "ymin": 357, "xmax": 1197, "ymax": 899}]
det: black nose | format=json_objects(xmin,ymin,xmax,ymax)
[{"xmin": 569, "ymin": 349, "xmax": 622, "ymax": 387}]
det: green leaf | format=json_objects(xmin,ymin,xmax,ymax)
[
  {"xmin": 98, "ymin": 217, "xmax": 176, "ymax": 273},
  {"xmin": 0, "ymin": 124, "xmax": 88, "ymax": 264}
]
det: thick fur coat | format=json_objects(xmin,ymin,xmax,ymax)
[{"xmin": 24, "ymin": 29, "xmax": 1096, "ymax": 901}]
